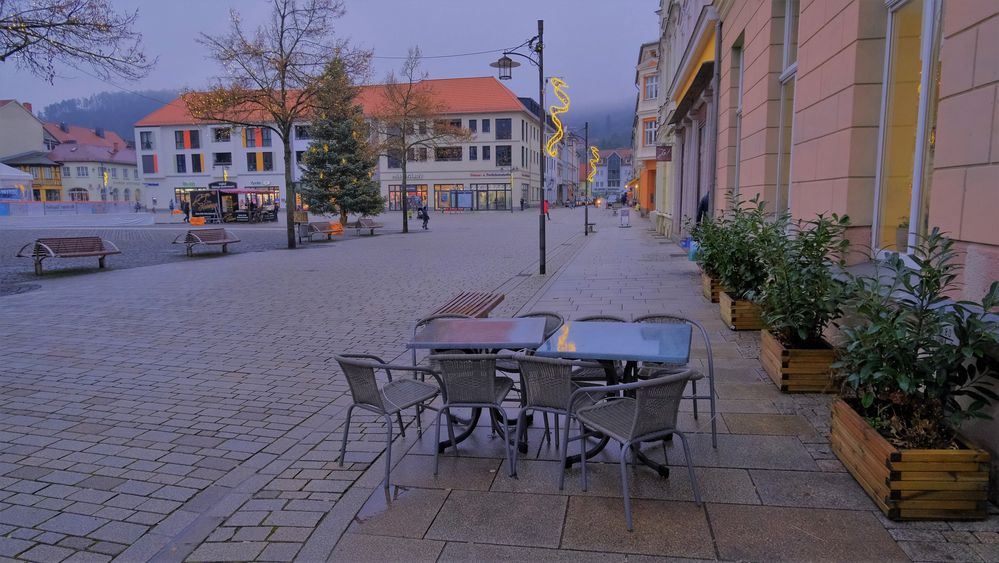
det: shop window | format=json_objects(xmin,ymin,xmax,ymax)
[
  {"xmin": 874, "ymin": 0, "xmax": 941, "ymax": 254},
  {"xmin": 496, "ymin": 118, "xmax": 512, "ymax": 140},
  {"xmin": 123, "ymin": 188, "xmax": 131, "ymax": 201}
]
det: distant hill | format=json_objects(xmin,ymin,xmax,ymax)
[
  {"xmin": 39, "ymin": 89, "xmax": 180, "ymax": 142},
  {"xmin": 566, "ymin": 100, "xmax": 634, "ymax": 149}
]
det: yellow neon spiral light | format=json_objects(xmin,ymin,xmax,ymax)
[
  {"xmin": 545, "ymin": 78, "xmax": 570, "ymax": 158},
  {"xmin": 587, "ymin": 146, "xmax": 599, "ymax": 182}
]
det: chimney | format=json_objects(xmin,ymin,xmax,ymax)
[
  {"xmin": 22, "ymin": 102, "xmax": 32, "ymax": 113},
  {"xmin": 60, "ymin": 122, "xmax": 69, "ymax": 133},
  {"xmin": 112, "ymin": 142, "xmax": 119, "ymax": 154},
  {"xmin": 95, "ymin": 127, "xmax": 105, "ymax": 138}
]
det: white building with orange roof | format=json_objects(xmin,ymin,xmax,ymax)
[{"xmin": 133, "ymin": 76, "xmax": 547, "ymax": 213}]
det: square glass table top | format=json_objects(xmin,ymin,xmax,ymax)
[
  {"xmin": 407, "ymin": 317, "xmax": 547, "ymax": 350},
  {"xmin": 534, "ymin": 321, "xmax": 692, "ymax": 364}
]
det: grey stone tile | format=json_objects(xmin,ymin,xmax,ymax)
[
  {"xmin": 388, "ymin": 454, "xmax": 501, "ymax": 491},
  {"xmin": 709, "ymin": 504, "xmax": 908, "ymax": 562},
  {"xmin": 262, "ymin": 510, "xmax": 323, "ymax": 527},
  {"xmin": 0, "ymin": 537, "xmax": 33, "ymax": 557},
  {"xmin": 425, "ymin": 490, "xmax": 566, "ymax": 548},
  {"xmin": 0, "ymin": 505, "xmax": 57, "ymax": 527},
  {"xmin": 88, "ymin": 520, "xmax": 148, "ymax": 543},
  {"xmin": 438, "ymin": 542, "xmax": 622, "ymax": 562},
  {"xmin": 657, "ymin": 433, "xmax": 818, "ymax": 470},
  {"xmin": 37, "ymin": 513, "xmax": 106, "ymax": 535},
  {"xmin": 898, "ymin": 541, "xmax": 986, "ymax": 562},
  {"xmin": 561, "ymin": 496, "xmax": 714, "ymax": 558},
  {"xmin": 722, "ymin": 413, "xmax": 820, "ymax": 439},
  {"xmin": 749, "ymin": 469, "xmax": 876, "ymax": 510},
  {"xmin": 256, "ymin": 542, "xmax": 301, "ymax": 562},
  {"xmin": 348, "ymin": 486, "xmax": 449, "ymax": 539},
  {"xmin": 187, "ymin": 541, "xmax": 267, "ymax": 562},
  {"xmin": 330, "ymin": 533, "xmax": 444, "ymax": 562},
  {"xmin": 18, "ymin": 544, "xmax": 75, "ymax": 563}
]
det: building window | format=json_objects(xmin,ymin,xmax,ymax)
[
  {"xmin": 874, "ymin": 0, "xmax": 941, "ymax": 254},
  {"xmin": 123, "ymin": 188, "xmax": 131, "ymax": 201},
  {"xmin": 435, "ymin": 147, "xmax": 462, "ymax": 161},
  {"xmin": 246, "ymin": 152, "xmax": 274, "ymax": 172},
  {"xmin": 496, "ymin": 118, "xmax": 512, "ymax": 140},
  {"xmin": 176, "ymin": 154, "xmax": 187, "ymax": 173},
  {"xmin": 450, "ymin": 118, "xmax": 461, "ymax": 129},
  {"xmin": 246, "ymin": 153, "xmax": 256, "ymax": 171},
  {"xmin": 407, "ymin": 147, "xmax": 428, "ymax": 161},
  {"xmin": 62, "ymin": 166, "xmax": 71, "ymax": 177},
  {"xmin": 213, "ymin": 127, "xmax": 231, "ymax": 142},
  {"xmin": 496, "ymin": 145, "xmax": 512, "ymax": 166},
  {"xmin": 260, "ymin": 129, "xmax": 271, "ymax": 147},
  {"xmin": 141, "ymin": 155, "xmax": 156, "ymax": 174},
  {"xmin": 295, "ymin": 125, "xmax": 311, "ymax": 140},
  {"xmin": 111, "ymin": 168, "xmax": 118, "ymax": 178},
  {"xmin": 43, "ymin": 168, "xmax": 53, "ymax": 180},
  {"xmin": 643, "ymin": 119, "xmax": 657, "ymax": 146},
  {"xmin": 387, "ymin": 149, "xmax": 402, "ymax": 169},
  {"xmin": 174, "ymin": 131, "xmax": 184, "ymax": 149},
  {"xmin": 69, "ymin": 188, "xmax": 89, "ymax": 201},
  {"xmin": 418, "ymin": 121, "xmax": 428, "ymax": 135},
  {"xmin": 644, "ymin": 74, "xmax": 659, "ymax": 100},
  {"xmin": 213, "ymin": 152, "xmax": 232, "ymax": 166},
  {"xmin": 76, "ymin": 166, "xmax": 88, "ymax": 177},
  {"xmin": 140, "ymin": 131, "xmax": 153, "ymax": 150},
  {"xmin": 469, "ymin": 146, "xmax": 477, "ymax": 160},
  {"xmin": 774, "ymin": 0, "xmax": 801, "ymax": 214},
  {"xmin": 482, "ymin": 119, "xmax": 491, "ymax": 133},
  {"xmin": 295, "ymin": 150, "xmax": 304, "ymax": 164},
  {"xmin": 483, "ymin": 146, "xmax": 491, "ymax": 160},
  {"xmin": 468, "ymin": 119, "xmax": 477, "ymax": 132},
  {"xmin": 192, "ymin": 154, "xmax": 203, "ymax": 173},
  {"xmin": 262, "ymin": 152, "xmax": 273, "ymax": 171},
  {"xmin": 732, "ymin": 41, "xmax": 745, "ymax": 196}
]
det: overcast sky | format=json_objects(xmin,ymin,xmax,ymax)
[{"xmin": 0, "ymin": 0, "xmax": 659, "ymax": 116}]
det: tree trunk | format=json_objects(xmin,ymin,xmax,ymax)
[
  {"xmin": 282, "ymin": 129, "xmax": 297, "ymax": 248},
  {"xmin": 401, "ymin": 156, "xmax": 409, "ymax": 233}
]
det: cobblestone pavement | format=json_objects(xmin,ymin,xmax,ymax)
[
  {"xmin": 0, "ymin": 208, "xmax": 590, "ymax": 562},
  {"xmin": 322, "ymin": 214, "xmax": 999, "ymax": 563}
]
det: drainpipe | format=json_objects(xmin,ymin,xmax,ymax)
[{"xmin": 707, "ymin": 18, "xmax": 722, "ymax": 216}]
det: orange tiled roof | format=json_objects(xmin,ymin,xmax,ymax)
[
  {"xmin": 43, "ymin": 122, "xmax": 128, "ymax": 149},
  {"xmin": 135, "ymin": 77, "xmax": 531, "ymax": 127}
]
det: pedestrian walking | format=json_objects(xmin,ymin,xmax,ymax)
[
  {"xmin": 419, "ymin": 205, "xmax": 430, "ymax": 230},
  {"xmin": 169, "ymin": 200, "xmax": 175, "ymax": 214},
  {"xmin": 181, "ymin": 200, "xmax": 190, "ymax": 222},
  {"xmin": 134, "ymin": 201, "xmax": 141, "ymax": 213},
  {"xmin": 520, "ymin": 197, "xmax": 525, "ymax": 211},
  {"xmin": 544, "ymin": 199, "xmax": 551, "ymax": 221}
]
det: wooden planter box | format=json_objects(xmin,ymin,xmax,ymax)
[
  {"xmin": 701, "ymin": 273, "xmax": 721, "ymax": 303},
  {"xmin": 719, "ymin": 291, "xmax": 764, "ymax": 330},
  {"xmin": 760, "ymin": 330, "xmax": 838, "ymax": 393},
  {"xmin": 830, "ymin": 400, "xmax": 990, "ymax": 521}
]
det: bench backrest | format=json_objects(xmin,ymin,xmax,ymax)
[
  {"xmin": 188, "ymin": 228, "xmax": 228, "ymax": 243},
  {"xmin": 359, "ymin": 217, "xmax": 377, "ymax": 227},
  {"xmin": 309, "ymin": 222, "xmax": 343, "ymax": 233},
  {"xmin": 37, "ymin": 237, "xmax": 105, "ymax": 255}
]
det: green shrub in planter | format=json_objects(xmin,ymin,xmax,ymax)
[
  {"xmin": 713, "ymin": 192, "xmax": 782, "ymax": 300},
  {"xmin": 835, "ymin": 228, "xmax": 999, "ymax": 448},
  {"xmin": 690, "ymin": 214, "xmax": 726, "ymax": 279}
]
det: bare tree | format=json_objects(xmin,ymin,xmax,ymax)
[
  {"xmin": 370, "ymin": 48, "xmax": 470, "ymax": 233},
  {"xmin": 0, "ymin": 0, "xmax": 152, "ymax": 82},
  {"xmin": 186, "ymin": 0, "xmax": 367, "ymax": 249}
]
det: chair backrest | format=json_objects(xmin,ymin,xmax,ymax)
[
  {"xmin": 634, "ymin": 313, "xmax": 713, "ymax": 372},
  {"xmin": 629, "ymin": 369, "xmax": 696, "ymax": 439},
  {"xmin": 575, "ymin": 314, "xmax": 628, "ymax": 323},
  {"xmin": 333, "ymin": 355, "xmax": 384, "ymax": 412},
  {"xmin": 412, "ymin": 313, "xmax": 472, "ymax": 365},
  {"xmin": 517, "ymin": 311, "xmax": 564, "ymax": 341},
  {"xmin": 515, "ymin": 355, "xmax": 575, "ymax": 410},
  {"xmin": 428, "ymin": 354, "xmax": 501, "ymax": 404}
]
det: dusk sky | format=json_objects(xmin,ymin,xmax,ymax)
[{"xmin": 0, "ymin": 0, "xmax": 659, "ymax": 116}]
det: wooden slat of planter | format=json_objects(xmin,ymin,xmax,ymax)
[
  {"xmin": 898, "ymin": 508, "xmax": 987, "ymax": 520},
  {"xmin": 891, "ymin": 470, "xmax": 990, "ymax": 482},
  {"xmin": 832, "ymin": 401, "xmax": 896, "ymax": 461},
  {"xmin": 719, "ymin": 291, "xmax": 764, "ymax": 331},
  {"xmin": 894, "ymin": 450, "xmax": 990, "ymax": 463},
  {"xmin": 893, "ymin": 489, "xmax": 988, "ymax": 500},
  {"xmin": 701, "ymin": 273, "xmax": 720, "ymax": 303},
  {"xmin": 888, "ymin": 480, "xmax": 989, "ymax": 492},
  {"xmin": 830, "ymin": 433, "xmax": 893, "ymax": 513}
]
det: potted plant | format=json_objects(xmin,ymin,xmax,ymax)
[
  {"xmin": 713, "ymin": 193, "xmax": 774, "ymax": 330},
  {"xmin": 831, "ymin": 229, "xmax": 998, "ymax": 520},
  {"xmin": 751, "ymin": 214, "xmax": 851, "ymax": 393},
  {"xmin": 690, "ymin": 216, "xmax": 724, "ymax": 302}
]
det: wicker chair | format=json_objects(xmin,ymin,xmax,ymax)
[
  {"xmin": 510, "ymin": 354, "xmax": 605, "ymax": 477},
  {"xmin": 429, "ymin": 354, "xmax": 516, "ymax": 475},
  {"xmin": 566, "ymin": 369, "xmax": 703, "ymax": 531},
  {"xmin": 334, "ymin": 354, "xmax": 440, "ymax": 490},
  {"xmin": 569, "ymin": 315, "xmax": 628, "ymax": 382},
  {"xmin": 633, "ymin": 313, "xmax": 717, "ymax": 448},
  {"xmin": 494, "ymin": 311, "xmax": 564, "ymax": 370}
]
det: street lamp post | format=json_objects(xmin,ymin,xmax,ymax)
[
  {"xmin": 492, "ymin": 19, "xmax": 547, "ymax": 275},
  {"xmin": 584, "ymin": 122, "xmax": 589, "ymax": 236}
]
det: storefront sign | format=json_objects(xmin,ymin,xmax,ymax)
[
  {"xmin": 389, "ymin": 174, "xmax": 424, "ymax": 180},
  {"xmin": 656, "ymin": 146, "xmax": 673, "ymax": 162},
  {"xmin": 190, "ymin": 190, "xmax": 219, "ymax": 217},
  {"xmin": 209, "ymin": 181, "xmax": 237, "ymax": 190},
  {"xmin": 181, "ymin": 181, "xmax": 198, "ymax": 187},
  {"xmin": 469, "ymin": 171, "xmax": 511, "ymax": 178}
]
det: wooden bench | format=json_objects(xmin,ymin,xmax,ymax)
[
  {"xmin": 17, "ymin": 236, "xmax": 121, "ymax": 275},
  {"xmin": 300, "ymin": 221, "xmax": 344, "ymax": 243},
  {"xmin": 586, "ymin": 222, "xmax": 597, "ymax": 233},
  {"xmin": 352, "ymin": 217, "xmax": 383, "ymax": 236},
  {"xmin": 172, "ymin": 228, "xmax": 241, "ymax": 257},
  {"xmin": 432, "ymin": 291, "xmax": 505, "ymax": 318}
]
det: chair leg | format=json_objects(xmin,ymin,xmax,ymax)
[
  {"xmin": 512, "ymin": 409, "xmax": 527, "ymax": 477},
  {"xmin": 620, "ymin": 442, "xmax": 634, "ymax": 531},
  {"xmin": 558, "ymin": 414, "xmax": 572, "ymax": 491},
  {"xmin": 675, "ymin": 431, "xmax": 701, "ymax": 505},
  {"xmin": 710, "ymin": 387, "xmax": 718, "ymax": 450},
  {"xmin": 396, "ymin": 413, "xmax": 406, "ymax": 438},
  {"xmin": 494, "ymin": 407, "xmax": 514, "ymax": 478},
  {"xmin": 338, "ymin": 405, "xmax": 355, "ymax": 467},
  {"xmin": 433, "ymin": 408, "xmax": 446, "ymax": 476},
  {"xmin": 691, "ymin": 379, "xmax": 699, "ymax": 419},
  {"xmin": 383, "ymin": 414, "xmax": 393, "ymax": 491},
  {"xmin": 554, "ymin": 414, "xmax": 560, "ymax": 449},
  {"xmin": 445, "ymin": 409, "xmax": 458, "ymax": 457},
  {"xmin": 415, "ymin": 405, "xmax": 424, "ymax": 436},
  {"xmin": 580, "ymin": 419, "xmax": 589, "ymax": 492}
]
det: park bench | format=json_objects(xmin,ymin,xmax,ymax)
[
  {"xmin": 16, "ymin": 236, "xmax": 121, "ymax": 275},
  {"xmin": 300, "ymin": 221, "xmax": 344, "ymax": 243},
  {"xmin": 431, "ymin": 291, "xmax": 505, "ymax": 318},
  {"xmin": 586, "ymin": 222, "xmax": 597, "ymax": 233},
  {"xmin": 350, "ymin": 217, "xmax": 383, "ymax": 236},
  {"xmin": 172, "ymin": 228, "xmax": 241, "ymax": 257}
]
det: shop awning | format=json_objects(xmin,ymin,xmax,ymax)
[{"xmin": 669, "ymin": 62, "xmax": 714, "ymax": 125}]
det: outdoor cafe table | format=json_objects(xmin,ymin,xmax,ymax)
[
  {"xmin": 407, "ymin": 317, "xmax": 547, "ymax": 452},
  {"xmin": 534, "ymin": 321, "xmax": 693, "ymax": 476}
]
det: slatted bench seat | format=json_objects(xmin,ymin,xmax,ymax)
[
  {"xmin": 352, "ymin": 217, "xmax": 383, "ymax": 236},
  {"xmin": 17, "ymin": 236, "xmax": 121, "ymax": 275},
  {"xmin": 300, "ymin": 221, "xmax": 344, "ymax": 243},
  {"xmin": 431, "ymin": 291, "xmax": 505, "ymax": 318},
  {"xmin": 172, "ymin": 228, "xmax": 241, "ymax": 257}
]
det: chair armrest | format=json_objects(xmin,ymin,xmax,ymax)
[{"xmin": 568, "ymin": 369, "xmax": 700, "ymax": 409}]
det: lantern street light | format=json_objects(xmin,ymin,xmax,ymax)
[{"xmin": 491, "ymin": 20, "xmax": 547, "ymax": 275}]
